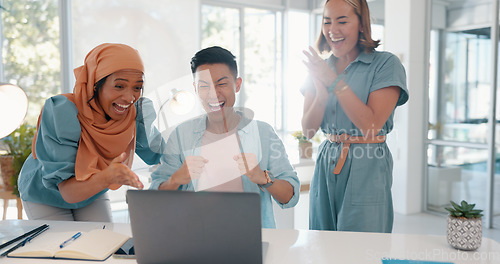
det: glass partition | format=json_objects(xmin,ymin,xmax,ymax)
[
  {"xmin": 431, "ymin": 30, "xmax": 491, "ymax": 143},
  {"xmin": 427, "ymin": 0, "xmax": 498, "ymax": 229},
  {"xmin": 427, "ymin": 145, "xmax": 488, "ymax": 213}
]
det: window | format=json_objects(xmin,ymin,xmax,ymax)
[
  {"xmin": 285, "ymin": 10, "xmax": 309, "ymax": 133},
  {"xmin": 0, "ymin": 0, "xmax": 60, "ymax": 125},
  {"xmin": 243, "ymin": 8, "xmax": 280, "ymax": 128},
  {"xmin": 201, "ymin": 4, "xmax": 311, "ymax": 137},
  {"xmin": 201, "ymin": 5, "xmax": 240, "ymax": 58},
  {"xmin": 201, "ymin": 5, "xmax": 281, "ymax": 127}
]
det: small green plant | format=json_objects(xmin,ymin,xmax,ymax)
[
  {"xmin": 291, "ymin": 131, "xmax": 310, "ymax": 144},
  {"xmin": 445, "ymin": 200, "xmax": 483, "ymax": 219},
  {"xmin": 291, "ymin": 131, "xmax": 322, "ymax": 144},
  {"xmin": 1, "ymin": 123, "xmax": 36, "ymax": 196}
]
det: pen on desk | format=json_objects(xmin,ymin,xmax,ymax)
[
  {"xmin": 0, "ymin": 224, "xmax": 49, "ymax": 250},
  {"xmin": 22, "ymin": 225, "xmax": 49, "ymax": 245},
  {"xmin": 59, "ymin": 232, "xmax": 82, "ymax": 248},
  {"xmin": 0, "ymin": 224, "xmax": 50, "ymax": 257}
]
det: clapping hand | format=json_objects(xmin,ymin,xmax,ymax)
[{"xmin": 303, "ymin": 46, "xmax": 337, "ymax": 88}]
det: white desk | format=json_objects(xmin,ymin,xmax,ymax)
[{"xmin": 1, "ymin": 220, "xmax": 500, "ymax": 264}]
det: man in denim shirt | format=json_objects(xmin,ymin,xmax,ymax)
[{"xmin": 150, "ymin": 46, "xmax": 299, "ymax": 228}]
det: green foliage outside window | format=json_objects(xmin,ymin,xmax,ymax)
[{"xmin": 1, "ymin": 0, "xmax": 60, "ymax": 125}]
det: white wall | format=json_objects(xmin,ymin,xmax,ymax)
[
  {"xmin": 385, "ymin": 0, "xmax": 428, "ymax": 214},
  {"xmin": 447, "ymin": 0, "xmax": 492, "ymax": 30}
]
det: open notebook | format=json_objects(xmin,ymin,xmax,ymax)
[
  {"xmin": 127, "ymin": 190, "xmax": 264, "ymax": 264},
  {"xmin": 7, "ymin": 229, "xmax": 129, "ymax": 261}
]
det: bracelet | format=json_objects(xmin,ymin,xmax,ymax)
[
  {"xmin": 334, "ymin": 85, "xmax": 349, "ymax": 95},
  {"xmin": 328, "ymin": 73, "xmax": 345, "ymax": 93},
  {"xmin": 258, "ymin": 170, "xmax": 275, "ymax": 191}
]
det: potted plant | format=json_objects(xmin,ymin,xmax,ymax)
[
  {"xmin": 291, "ymin": 131, "xmax": 313, "ymax": 159},
  {"xmin": 445, "ymin": 200, "xmax": 483, "ymax": 250},
  {"xmin": 0, "ymin": 123, "xmax": 36, "ymax": 196}
]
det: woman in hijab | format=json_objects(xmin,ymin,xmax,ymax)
[{"xmin": 18, "ymin": 43, "xmax": 163, "ymax": 221}]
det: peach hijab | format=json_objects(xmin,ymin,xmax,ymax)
[{"xmin": 33, "ymin": 43, "xmax": 144, "ymax": 190}]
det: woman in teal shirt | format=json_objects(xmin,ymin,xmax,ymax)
[
  {"xmin": 18, "ymin": 43, "xmax": 163, "ymax": 221},
  {"xmin": 301, "ymin": 0, "xmax": 409, "ymax": 232}
]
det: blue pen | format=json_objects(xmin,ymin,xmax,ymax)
[{"xmin": 59, "ymin": 232, "xmax": 82, "ymax": 248}]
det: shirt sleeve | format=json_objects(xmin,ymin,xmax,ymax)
[
  {"xmin": 370, "ymin": 52, "xmax": 409, "ymax": 106},
  {"xmin": 258, "ymin": 122, "xmax": 300, "ymax": 209},
  {"xmin": 149, "ymin": 125, "xmax": 189, "ymax": 190},
  {"xmin": 135, "ymin": 97, "xmax": 164, "ymax": 165},
  {"xmin": 35, "ymin": 95, "xmax": 81, "ymax": 191}
]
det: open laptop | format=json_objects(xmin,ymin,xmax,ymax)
[{"xmin": 126, "ymin": 190, "xmax": 264, "ymax": 264}]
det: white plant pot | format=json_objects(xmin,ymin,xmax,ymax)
[
  {"xmin": 298, "ymin": 141, "xmax": 312, "ymax": 159},
  {"xmin": 447, "ymin": 216, "xmax": 482, "ymax": 250}
]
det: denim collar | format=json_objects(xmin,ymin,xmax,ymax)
[
  {"xmin": 192, "ymin": 109, "xmax": 253, "ymax": 136},
  {"xmin": 328, "ymin": 50, "xmax": 375, "ymax": 67}
]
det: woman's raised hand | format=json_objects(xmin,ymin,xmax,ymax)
[
  {"xmin": 104, "ymin": 153, "xmax": 144, "ymax": 189},
  {"xmin": 303, "ymin": 46, "xmax": 336, "ymax": 88}
]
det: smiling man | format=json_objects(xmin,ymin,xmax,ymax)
[{"xmin": 150, "ymin": 46, "xmax": 300, "ymax": 228}]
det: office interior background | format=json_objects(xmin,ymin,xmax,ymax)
[{"xmin": 0, "ymin": 0, "xmax": 499, "ymax": 233}]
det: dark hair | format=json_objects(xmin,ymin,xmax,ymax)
[
  {"xmin": 316, "ymin": 0, "xmax": 380, "ymax": 54},
  {"xmin": 190, "ymin": 46, "xmax": 238, "ymax": 79},
  {"xmin": 87, "ymin": 75, "xmax": 109, "ymax": 104}
]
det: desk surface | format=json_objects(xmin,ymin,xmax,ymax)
[{"xmin": 1, "ymin": 220, "xmax": 499, "ymax": 264}]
